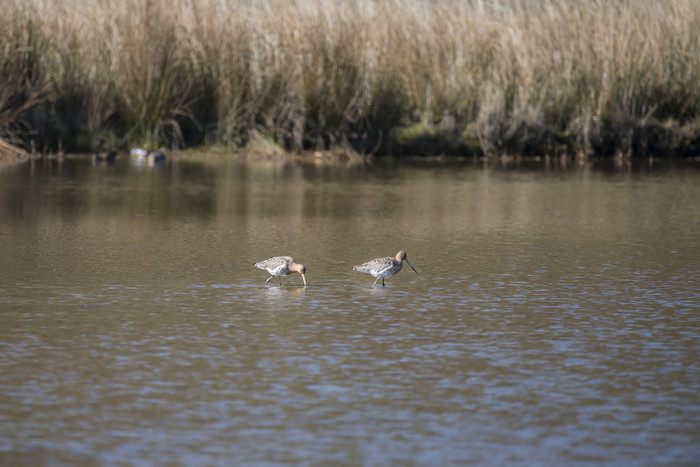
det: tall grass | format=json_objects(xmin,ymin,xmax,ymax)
[{"xmin": 1, "ymin": 0, "xmax": 698, "ymax": 156}]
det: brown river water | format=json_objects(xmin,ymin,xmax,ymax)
[{"xmin": 1, "ymin": 155, "xmax": 699, "ymax": 465}]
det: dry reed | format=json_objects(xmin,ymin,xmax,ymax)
[{"xmin": 1, "ymin": 0, "xmax": 698, "ymax": 157}]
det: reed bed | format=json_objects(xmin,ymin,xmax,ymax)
[{"xmin": 1, "ymin": 0, "xmax": 698, "ymax": 157}]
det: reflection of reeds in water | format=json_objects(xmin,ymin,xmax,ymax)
[{"xmin": 1, "ymin": 0, "xmax": 699, "ymax": 156}]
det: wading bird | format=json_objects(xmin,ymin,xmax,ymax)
[
  {"xmin": 352, "ymin": 250, "xmax": 418, "ymax": 286},
  {"xmin": 130, "ymin": 148, "xmax": 166, "ymax": 165},
  {"xmin": 253, "ymin": 256, "xmax": 307, "ymax": 287}
]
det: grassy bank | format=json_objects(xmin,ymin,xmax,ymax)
[{"xmin": 1, "ymin": 0, "xmax": 699, "ymax": 158}]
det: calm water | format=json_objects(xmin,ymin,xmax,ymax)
[{"xmin": 1, "ymin": 155, "xmax": 699, "ymax": 465}]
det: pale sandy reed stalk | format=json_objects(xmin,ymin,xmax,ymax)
[{"xmin": 0, "ymin": 0, "xmax": 698, "ymax": 156}]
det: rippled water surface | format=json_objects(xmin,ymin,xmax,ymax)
[{"xmin": 1, "ymin": 155, "xmax": 699, "ymax": 465}]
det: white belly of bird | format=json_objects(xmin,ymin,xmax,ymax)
[
  {"xmin": 267, "ymin": 264, "xmax": 289, "ymax": 276},
  {"xmin": 373, "ymin": 263, "xmax": 400, "ymax": 278}
]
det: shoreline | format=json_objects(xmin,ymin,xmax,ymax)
[{"xmin": 6, "ymin": 116, "xmax": 699, "ymax": 163}]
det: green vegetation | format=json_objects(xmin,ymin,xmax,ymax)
[{"xmin": 1, "ymin": 0, "xmax": 699, "ymax": 158}]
